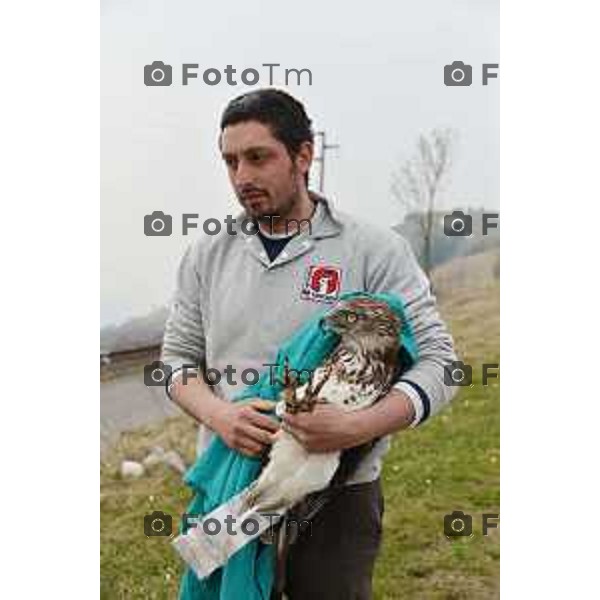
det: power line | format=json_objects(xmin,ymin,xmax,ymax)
[{"xmin": 313, "ymin": 131, "xmax": 339, "ymax": 193}]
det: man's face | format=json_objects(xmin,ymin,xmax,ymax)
[{"xmin": 219, "ymin": 121, "xmax": 312, "ymax": 219}]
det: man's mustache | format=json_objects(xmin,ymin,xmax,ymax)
[{"xmin": 239, "ymin": 187, "xmax": 269, "ymax": 199}]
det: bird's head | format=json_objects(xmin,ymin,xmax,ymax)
[{"xmin": 321, "ymin": 297, "xmax": 401, "ymax": 354}]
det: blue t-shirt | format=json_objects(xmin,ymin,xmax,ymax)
[{"xmin": 255, "ymin": 227, "xmax": 294, "ymax": 262}]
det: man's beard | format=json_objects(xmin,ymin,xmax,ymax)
[
  {"xmin": 239, "ymin": 166, "xmax": 301, "ymax": 219},
  {"xmin": 249, "ymin": 184, "xmax": 299, "ymax": 222}
]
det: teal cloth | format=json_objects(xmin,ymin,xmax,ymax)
[{"xmin": 178, "ymin": 292, "xmax": 419, "ymax": 600}]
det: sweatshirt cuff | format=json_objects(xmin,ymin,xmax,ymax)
[
  {"xmin": 393, "ymin": 380, "xmax": 431, "ymax": 427},
  {"xmin": 163, "ymin": 364, "xmax": 200, "ymax": 401}
]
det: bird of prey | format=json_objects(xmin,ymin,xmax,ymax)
[
  {"xmin": 172, "ymin": 297, "xmax": 403, "ymax": 580},
  {"xmin": 244, "ymin": 296, "xmax": 402, "ymax": 514}
]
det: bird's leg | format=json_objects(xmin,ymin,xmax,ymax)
[
  {"xmin": 282, "ymin": 372, "xmax": 301, "ymax": 414},
  {"xmin": 280, "ymin": 357, "xmax": 304, "ymax": 415},
  {"xmin": 272, "ymin": 355, "xmax": 291, "ymax": 389},
  {"xmin": 272, "ymin": 356, "xmax": 301, "ymax": 414},
  {"xmin": 299, "ymin": 363, "xmax": 333, "ymax": 413}
]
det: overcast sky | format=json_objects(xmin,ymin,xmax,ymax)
[{"xmin": 101, "ymin": 0, "xmax": 499, "ymax": 326}]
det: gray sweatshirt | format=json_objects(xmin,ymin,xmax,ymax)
[{"xmin": 161, "ymin": 193, "xmax": 457, "ymax": 484}]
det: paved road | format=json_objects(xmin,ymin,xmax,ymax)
[{"xmin": 100, "ymin": 372, "xmax": 182, "ymax": 455}]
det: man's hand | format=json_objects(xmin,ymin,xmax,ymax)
[
  {"xmin": 169, "ymin": 373, "xmax": 280, "ymax": 459},
  {"xmin": 213, "ymin": 399, "xmax": 280, "ymax": 458},
  {"xmin": 281, "ymin": 403, "xmax": 366, "ymax": 452},
  {"xmin": 282, "ymin": 389, "xmax": 416, "ymax": 453}
]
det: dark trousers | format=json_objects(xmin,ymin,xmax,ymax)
[{"xmin": 282, "ymin": 478, "xmax": 384, "ymax": 600}]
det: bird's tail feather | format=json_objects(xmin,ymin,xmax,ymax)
[{"xmin": 171, "ymin": 488, "xmax": 283, "ymax": 581}]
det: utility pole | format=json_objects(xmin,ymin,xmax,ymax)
[{"xmin": 314, "ymin": 131, "xmax": 339, "ymax": 193}]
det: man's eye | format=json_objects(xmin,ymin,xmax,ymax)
[
  {"xmin": 247, "ymin": 152, "xmax": 265, "ymax": 163},
  {"xmin": 224, "ymin": 157, "xmax": 238, "ymax": 169}
]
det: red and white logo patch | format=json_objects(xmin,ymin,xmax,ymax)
[{"xmin": 301, "ymin": 265, "xmax": 342, "ymax": 303}]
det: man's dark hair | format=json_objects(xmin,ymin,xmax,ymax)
[{"xmin": 220, "ymin": 88, "xmax": 314, "ymax": 186}]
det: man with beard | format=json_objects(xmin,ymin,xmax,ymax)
[{"xmin": 162, "ymin": 89, "xmax": 457, "ymax": 599}]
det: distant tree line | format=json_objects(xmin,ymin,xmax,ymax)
[
  {"xmin": 391, "ymin": 127, "xmax": 499, "ymax": 274},
  {"xmin": 393, "ymin": 208, "xmax": 500, "ymax": 271}
]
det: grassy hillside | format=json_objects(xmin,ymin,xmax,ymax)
[
  {"xmin": 101, "ymin": 256, "xmax": 500, "ymax": 599},
  {"xmin": 374, "ymin": 274, "xmax": 499, "ymax": 599}
]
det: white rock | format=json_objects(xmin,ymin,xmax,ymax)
[
  {"xmin": 142, "ymin": 446, "xmax": 166, "ymax": 468},
  {"xmin": 162, "ymin": 450, "xmax": 187, "ymax": 474},
  {"xmin": 120, "ymin": 460, "xmax": 145, "ymax": 479},
  {"xmin": 142, "ymin": 446, "xmax": 187, "ymax": 474}
]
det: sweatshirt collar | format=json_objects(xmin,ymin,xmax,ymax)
[{"xmin": 307, "ymin": 191, "xmax": 343, "ymax": 239}]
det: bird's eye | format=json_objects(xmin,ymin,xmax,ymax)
[{"xmin": 346, "ymin": 312, "xmax": 358, "ymax": 323}]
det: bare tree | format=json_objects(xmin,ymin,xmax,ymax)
[{"xmin": 391, "ymin": 128, "xmax": 454, "ymax": 277}]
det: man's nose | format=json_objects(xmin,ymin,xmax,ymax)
[{"xmin": 233, "ymin": 159, "xmax": 255, "ymax": 187}]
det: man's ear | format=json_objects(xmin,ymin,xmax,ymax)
[{"xmin": 294, "ymin": 141, "xmax": 314, "ymax": 180}]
